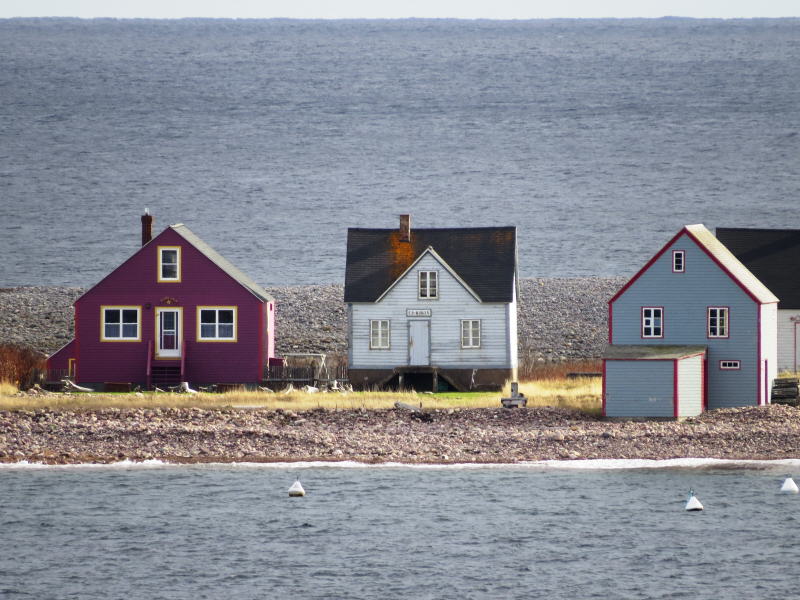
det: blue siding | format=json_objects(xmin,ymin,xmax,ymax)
[
  {"xmin": 605, "ymin": 360, "xmax": 675, "ymax": 418},
  {"xmin": 611, "ymin": 232, "xmax": 759, "ymax": 408}
]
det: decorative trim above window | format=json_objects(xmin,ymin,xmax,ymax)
[
  {"xmin": 461, "ymin": 319, "xmax": 481, "ymax": 348},
  {"xmin": 641, "ymin": 307, "xmax": 663, "ymax": 338},
  {"xmin": 418, "ymin": 271, "xmax": 438, "ymax": 300},
  {"xmin": 197, "ymin": 306, "xmax": 237, "ymax": 342},
  {"xmin": 370, "ymin": 320, "xmax": 390, "ymax": 349},
  {"xmin": 672, "ymin": 250, "xmax": 685, "ymax": 273},
  {"xmin": 158, "ymin": 246, "xmax": 181, "ymax": 282},
  {"xmin": 708, "ymin": 307, "xmax": 729, "ymax": 338},
  {"xmin": 101, "ymin": 306, "xmax": 142, "ymax": 341},
  {"xmin": 720, "ymin": 360, "xmax": 741, "ymax": 370}
]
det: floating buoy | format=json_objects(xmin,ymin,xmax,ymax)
[
  {"xmin": 685, "ymin": 489, "xmax": 703, "ymax": 511},
  {"xmin": 780, "ymin": 477, "xmax": 799, "ymax": 494},
  {"xmin": 288, "ymin": 480, "xmax": 305, "ymax": 497}
]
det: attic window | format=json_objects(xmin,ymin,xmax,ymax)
[
  {"xmin": 419, "ymin": 271, "xmax": 438, "ymax": 299},
  {"xmin": 673, "ymin": 250, "xmax": 685, "ymax": 273},
  {"xmin": 158, "ymin": 246, "xmax": 181, "ymax": 282}
]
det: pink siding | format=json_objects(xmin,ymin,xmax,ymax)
[
  {"xmin": 47, "ymin": 339, "xmax": 76, "ymax": 379},
  {"xmin": 74, "ymin": 227, "xmax": 271, "ymax": 386}
]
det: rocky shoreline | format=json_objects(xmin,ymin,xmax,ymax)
[
  {"xmin": 2, "ymin": 404, "xmax": 799, "ymax": 465},
  {"xmin": 0, "ymin": 277, "xmax": 626, "ymax": 362}
]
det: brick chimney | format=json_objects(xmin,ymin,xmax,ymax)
[
  {"xmin": 141, "ymin": 209, "xmax": 153, "ymax": 246},
  {"xmin": 399, "ymin": 214, "xmax": 411, "ymax": 242}
]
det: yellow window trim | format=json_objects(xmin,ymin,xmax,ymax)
[
  {"xmin": 157, "ymin": 245, "xmax": 182, "ymax": 283},
  {"xmin": 196, "ymin": 306, "xmax": 238, "ymax": 342},
  {"xmin": 154, "ymin": 306, "xmax": 184, "ymax": 359},
  {"xmin": 67, "ymin": 358, "xmax": 76, "ymax": 378},
  {"xmin": 100, "ymin": 305, "xmax": 142, "ymax": 342}
]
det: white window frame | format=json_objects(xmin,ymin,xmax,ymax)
[
  {"xmin": 158, "ymin": 246, "xmax": 181, "ymax": 282},
  {"xmin": 101, "ymin": 306, "xmax": 141, "ymax": 341},
  {"xmin": 672, "ymin": 250, "xmax": 685, "ymax": 273},
  {"xmin": 418, "ymin": 270, "xmax": 438, "ymax": 300},
  {"xmin": 197, "ymin": 307, "xmax": 237, "ymax": 341},
  {"xmin": 370, "ymin": 320, "xmax": 390, "ymax": 349},
  {"xmin": 461, "ymin": 319, "xmax": 481, "ymax": 349},
  {"xmin": 641, "ymin": 307, "xmax": 663, "ymax": 338},
  {"xmin": 720, "ymin": 360, "xmax": 741, "ymax": 370},
  {"xmin": 708, "ymin": 307, "xmax": 729, "ymax": 338}
]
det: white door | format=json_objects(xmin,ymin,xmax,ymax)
[
  {"xmin": 156, "ymin": 308, "xmax": 181, "ymax": 358},
  {"xmin": 408, "ymin": 320, "xmax": 430, "ymax": 366}
]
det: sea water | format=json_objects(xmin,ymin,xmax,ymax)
[
  {"xmin": 2, "ymin": 459, "xmax": 800, "ymax": 599},
  {"xmin": 1, "ymin": 18, "xmax": 799, "ymax": 287}
]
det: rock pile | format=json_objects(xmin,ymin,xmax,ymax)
[{"xmin": 0, "ymin": 277, "xmax": 627, "ymax": 361}]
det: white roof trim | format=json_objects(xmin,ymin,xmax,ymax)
[{"xmin": 374, "ymin": 246, "xmax": 483, "ymax": 303}]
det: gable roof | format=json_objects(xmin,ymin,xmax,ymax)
[
  {"xmin": 716, "ymin": 227, "xmax": 800, "ymax": 308},
  {"xmin": 344, "ymin": 226, "xmax": 517, "ymax": 303},
  {"xmin": 609, "ymin": 224, "xmax": 778, "ymax": 305},
  {"xmin": 170, "ymin": 224, "xmax": 274, "ymax": 302}
]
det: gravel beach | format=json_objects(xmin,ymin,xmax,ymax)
[
  {"xmin": 1, "ymin": 404, "xmax": 799, "ymax": 465},
  {"xmin": 0, "ymin": 277, "xmax": 626, "ymax": 361}
]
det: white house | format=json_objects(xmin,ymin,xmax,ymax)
[
  {"xmin": 716, "ymin": 228, "xmax": 800, "ymax": 373},
  {"xmin": 344, "ymin": 215, "xmax": 518, "ymax": 391}
]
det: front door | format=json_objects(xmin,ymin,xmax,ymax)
[
  {"xmin": 156, "ymin": 308, "xmax": 181, "ymax": 358},
  {"xmin": 408, "ymin": 320, "xmax": 430, "ymax": 366}
]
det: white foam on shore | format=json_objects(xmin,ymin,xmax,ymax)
[{"xmin": 3, "ymin": 457, "xmax": 800, "ymax": 471}]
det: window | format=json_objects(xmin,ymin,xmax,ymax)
[
  {"xmin": 720, "ymin": 360, "xmax": 741, "ymax": 370},
  {"xmin": 370, "ymin": 320, "xmax": 390, "ymax": 349},
  {"xmin": 708, "ymin": 307, "xmax": 729, "ymax": 338},
  {"xmin": 673, "ymin": 250, "xmax": 685, "ymax": 273},
  {"xmin": 461, "ymin": 320, "xmax": 481, "ymax": 348},
  {"xmin": 419, "ymin": 271, "xmax": 438, "ymax": 299},
  {"xmin": 198, "ymin": 307, "xmax": 237, "ymax": 341},
  {"xmin": 101, "ymin": 306, "xmax": 141, "ymax": 341},
  {"xmin": 158, "ymin": 246, "xmax": 181, "ymax": 282},
  {"xmin": 641, "ymin": 307, "xmax": 663, "ymax": 338}
]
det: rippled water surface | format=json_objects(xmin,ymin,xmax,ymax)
[
  {"xmin": 1, "ymin": 19, "xmax": 799, "ymax": 286},
  {"xmin": 2, "ymin": 462, "xmax": 799, "ymax": 599}
]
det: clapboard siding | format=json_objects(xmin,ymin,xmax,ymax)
[
  {"xmin": 611, "ymin": 231, "xmax": 760, "ymax": 408},
  {"xmin": 350, "ymin": 252, "xmax": 513, "ymax": 369},
  {"xmin": 777, "ymin": 308, "xmax": 798, "ymax": 372},
  {"xmin": 677, "ymin": 355, "xmax": 703, "ymax": 417},
  {"xmin": 605, "ymin": 360, "xmax": 675, "ymax": 418}
]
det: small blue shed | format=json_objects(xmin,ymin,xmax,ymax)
[{"xmin": 603, "ymin": 345, "xmax": 706, "ymax": 418}]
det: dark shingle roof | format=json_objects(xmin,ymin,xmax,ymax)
[
  {"xmin": 344, "ymin": 227, "xmax": 517, "ymax": 303},
  {"xmin": 716, "ymin": 227, "xmax": 798, "ymax": 307}
]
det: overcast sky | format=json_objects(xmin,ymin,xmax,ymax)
[{"xmin": 2, "ymin": 0, "xmax": 798, "ymax": 19}]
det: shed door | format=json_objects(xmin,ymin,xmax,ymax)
[{"xmin": 408, "ymin": 320, "xmax": 430, "ymax": 366}]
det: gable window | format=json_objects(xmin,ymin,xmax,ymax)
[
  {"xmin": 708, "ymin": 307, "xmax": 729, "ymax": 338},
  {"xmin": 101, "ymin": 306, "xmax": 141, "ymax": 341},
  {"xmin": 158, "ymin": 246, "xmax": 181, "ymax": 282},
  {"xmin": 370, "ymin": 320, "xmax": 390, "ymax": 349},
  {"xmin": 720, "ymin": 360, "xmax": 741, "ymax": 370},
  {"xmin": 419, "ymin": 271, "xmax": 438, "ymax": 299},
  {"xmin": 672, "ymin": 250, "xmax": 685, "ymax": 273},
  {"xmin": 198, "ymin": 307, "xmax": 236, "ymax": 341},
  {"xmin": 641, "ymin": 307, "xmax": 663, "ymax": 338},
  {"xmin": 461, "ymin": 320, "xmax": 481, "ymax": 348}
]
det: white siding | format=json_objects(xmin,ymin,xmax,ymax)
[
  {"xmin": 508, "ymin": 281, "xmax": 518, "ymax": 368},
  {"xmin": 677, "ymin": 355, "xmax": 703, "ymax": 417},
  {"xmin": 761, "ymin": 303, "xmax": 778, "ymax": 402},
  {"xmin": 777, "ymin": 308, "xmax": 799, "ymax": 373},
  {"xmin": 349, "ymin": 252, "xmax": 513, "ymax": 369}
]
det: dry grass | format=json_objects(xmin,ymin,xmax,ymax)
[
  {"xmin": 0, "ymin": 344, "xmax": 46, "ymax": 389},
  {"xmin": 0, "ymin": 381, "xmax": 19, "ymax": 396},
  {"xmin": 503, "ymin": 376, "xmax": 602, "ymax": 416}
]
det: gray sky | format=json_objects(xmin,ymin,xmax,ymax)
[{"xmin": 2, "ymin": 0, "xmax": 798, "ymax": 19}]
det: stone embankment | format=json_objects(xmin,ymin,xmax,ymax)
[
  {"xmin": 1, "ymin": 404, "xmax": 798, "ymax": 464},
  {"xmin": 0, "ymin": 277, "xmax": 626, "ymax": 361}
]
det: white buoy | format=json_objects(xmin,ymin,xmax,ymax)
[
  {"xmin": 780, "ymin": 477, "xmax": 799, "ymax": 494},
  {"xmin": 288, "ymin": 480, "xmax": 305, "ymax": 497},
  {"xmin": 685, "ymin": 489, "xmax": 703, "ymax": 511}
]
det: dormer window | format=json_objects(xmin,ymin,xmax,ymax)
[
  {"xmin": 158, "ymin": 246, "xmax": 181, "ymax": 282},
  {"xmin": 672, "ymin": 250, "xmax": 685, "ymax": 273},
  {"xmin": 419, "ymin": 271, "xmax": 438, "ymax": 299}
]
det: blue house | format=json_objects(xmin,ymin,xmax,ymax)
[{"xmin": 604, "ymin": 224, "xmax": 778, "ymax": 418}]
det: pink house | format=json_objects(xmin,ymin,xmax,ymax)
[{"xmin": 47, "ymin": 213, "xmax": 275, "ymax": 390}]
